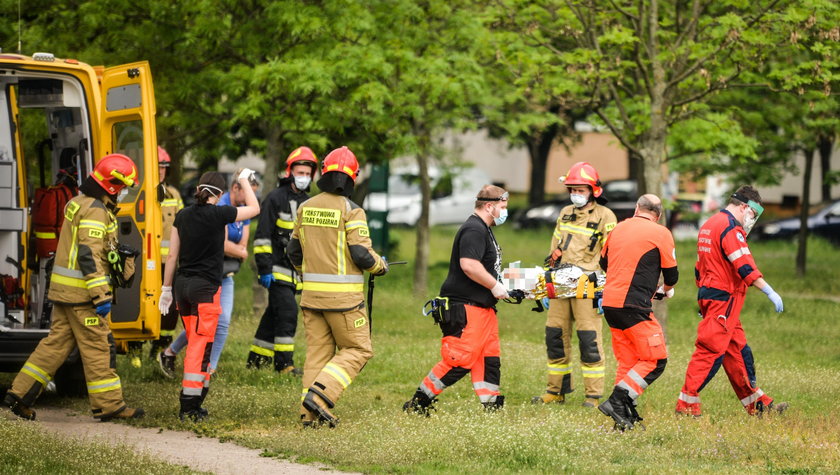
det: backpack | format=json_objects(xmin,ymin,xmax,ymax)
[{"xmin": 32, "ymin": 183, "xmax": 75, "ymax": 258}]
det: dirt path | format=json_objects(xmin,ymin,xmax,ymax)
[{"xmin": 33, "ymin": 407, "xmax": 354, "ymax": 475}]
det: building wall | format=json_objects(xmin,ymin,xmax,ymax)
[
  {"xmin": 757, "ymin": 145, "xmax": 840, "ymax": 206},
  {"xmin": 544, "ymin": 132, "xmax": 629, "ymax": 194},
  {"xmin": 444, "ymin": 130, "xmax": 629, "ymax": 195}
]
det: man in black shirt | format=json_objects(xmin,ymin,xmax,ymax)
[{"xmin": 403, "ymin": 185, "xmax": 510, "ymax": 414}]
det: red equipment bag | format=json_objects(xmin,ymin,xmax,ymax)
[
  {"xmin": 0, "ymin": 274, "xmax": 24, "ymax": 309},
  {"xmin": 32, "ymin": 183, "xmax": 74, "ymax": 258}
]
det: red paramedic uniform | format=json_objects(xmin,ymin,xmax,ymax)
[{"xmin": 676, "ymin": 209, "xmax": 774, "ymax": 416}]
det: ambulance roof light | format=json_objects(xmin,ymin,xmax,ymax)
[{"xmin": 33, "ymin": 52, "xmax": 55, "ymax": 62}]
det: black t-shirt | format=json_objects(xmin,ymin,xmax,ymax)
[
  {"xmin": 439, "ymin": 214, "xmax": 502, "ymax": 308},
  {"xmin": 173, "ymin": 203, "xmax": 238, "ymax": 285}
]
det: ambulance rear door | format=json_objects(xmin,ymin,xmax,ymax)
[{"xmin": 97, "ymin": 62, "xmax": 161, "ymax": 340}]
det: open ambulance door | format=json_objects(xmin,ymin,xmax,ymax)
[{"xmin": 98, "ymin": 62, "xmax": 161, "ymax": 341}]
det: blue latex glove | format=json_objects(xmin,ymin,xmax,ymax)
[
  {"xmin": 95, "ymin": 301, "xmax": 112, "ymax": 316},
  {"xmin": 259, "ymin": 274, "xmax": 274, "ymax": 289},
  {"xmin": 760, "ymin": 284, "xmax": 784, "ymax": 313},
  {"xmin": 541, "ymin": 297, "xmax": 551, "ymax": 311}
]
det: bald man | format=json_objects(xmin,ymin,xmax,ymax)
[{"xmin": 597, "ymin": 194, "xmax": 678, "ymax": 430}]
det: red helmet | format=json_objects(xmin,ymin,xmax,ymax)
[
  {"xmin": 321, "ymin": 146, "xmax": 359, "ymax": 182},
  {"xmin": 92, "ymin": 153, "xmax": 138, "ymax": 195},
  {"xmin": 158, "ymin": 146, "xmax": 171, "ymax": 167},
  {"xmin": 560, "ymin": 161, "xmax": 603, "ymax": 198},
  {"xmin": 285, "ymin": 146, "xmax": 318, "ymax": 176}
]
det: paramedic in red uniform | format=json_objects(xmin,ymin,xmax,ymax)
[
  {"xmin": 675, "ymin": 186, "xmax": 788, "ymax": 417},
  {"xmin": 598, "ymin": 194, "xmax": 677, "ymax": 430}
]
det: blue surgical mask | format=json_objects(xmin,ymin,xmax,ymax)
[
  {"xmin": 493, "ymin": 207, "xmax": 508, "ymax": 226},
  {"xmin": 293, "ymin": 175, "xmax": 311, "ymax": 191}
]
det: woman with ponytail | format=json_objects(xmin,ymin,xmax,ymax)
[{"xmin": 158, "ymin": 170, "xmax": 260, "ymax": 421}]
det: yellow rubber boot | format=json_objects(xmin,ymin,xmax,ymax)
[{"xmin": 531, "ymin": 392, "xmax": 565, "ymax": 404}]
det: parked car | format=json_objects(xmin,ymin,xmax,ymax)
[
  {"xmin": 513, "ymin": 179, "xmax": 638, "ymax": 229},
  {"xmin": 754, "ymin": 200, "xmax": 840, "ymax": 245},
  {"xmin": 365, "ymin": 165, "xmax": 492, "ymax": 226}
]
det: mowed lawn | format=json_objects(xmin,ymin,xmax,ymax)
[{"xmin": 4, "ymin": 225, "xmax": 840, "ymax": 473}]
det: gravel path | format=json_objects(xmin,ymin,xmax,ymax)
[{"xmin": 33, "ymin": 406, "xmax": 354, "ymax": 475}]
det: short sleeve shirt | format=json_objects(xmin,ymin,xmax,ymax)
[
  {"xmin": 439, "ymin": 214, "xmax": 501, "ymax": 308},
  {"xmin": 173, "ymin": 203, "xmax": 238, "ymax": 285},
  {"xmin": 218, "ymin": 192, "xmax": 250, "ymax": 244}
]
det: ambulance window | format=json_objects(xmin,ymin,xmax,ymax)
[{"xmin": 112, "ymin": 119, "xmax": 144, "ymax": 203}]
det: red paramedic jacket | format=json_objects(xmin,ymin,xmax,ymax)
[{"xmin": 695, "ymin": 209, "xmax": 763, "ymax": 300}]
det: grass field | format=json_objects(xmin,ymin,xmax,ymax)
[{"xmin": 3, "ymin": 225, "xmax": 840, "ymax": 473}]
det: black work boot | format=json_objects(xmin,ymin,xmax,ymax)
[
  {"xmin": 274, "ymin": 352, "xmax": 302, "ymax": 376},
  {"xmin": 402, "ymin": 390, "xmax": 436, "ymax": 416},
  {"xmin": 626, "ymin": 400, "xmax": 645, "ymax": 430},
  {"xmin": 148, "ymin": 335, "xmax": 173, "ymax": 360},
  {"xmin": 246, "ymin": 351, "xmax": 272, "ymax": 369},
  {"xmin": 302, "ymin": 389, "xmax": 339, "ymax": 428},
  {"xmin": 179, "ymin": 394, "xmax": 206, "ymax": 422},
  {"xmin": 482, "ymin": 395, "xmax": 505, "ymax": 412},
  {"xmin": 598, "ymin": 388, "xmax": 634, "ymax": 431},
  {"xmin": 4, "ymin": 393, "xmax": 36, "ymax": 421},
  {"xmin": 757, "ymin": 400, "xmax": 790, "ymax": 417}
]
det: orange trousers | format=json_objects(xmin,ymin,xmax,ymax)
[
  {"xmin": 603, "ymin": 307, "xmax": 668, "ymax": 402},
  {"xmin": 174, "ymin": 277, "xmax": 221, "ymax": 407},
  {"xmin": 418, "ymin": 304, "xmax": 501, "ymax": 404}
]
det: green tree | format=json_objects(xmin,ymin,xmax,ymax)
[
  {"xmin": 490, "ymin": 0, "xmax": 825, "ymax": 197},
  {"xmin": 362, "ymin": 0, "xmax": 491, "ymax": 295}
]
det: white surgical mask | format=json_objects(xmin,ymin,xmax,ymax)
[
  {"xmin": 493, "ymin": 207, "xmax": 508, "ymax": 226},
  {"xmin": 743, "ymin": 209, "xmax": 757, "ymax": 234},
  {"xmin": 570, "ymin": 193, "xmax": 589, "ymax": 208},
  {"xmin": 293, "ymin": 175, "xmax": 311, "ymax": 190}
]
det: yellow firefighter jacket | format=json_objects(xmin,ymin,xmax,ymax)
[
  {"xmin": 550, "ymin": 203, "xmax": 617, "ymax": 272},
  {"xmin": 159, "ymin": 183, "xmax": 183, "ymax": 258},
  {"xmin": 49, "ymin": 193, "xmax": 119, "ymax": 306},
  {"xmin": 287, "ymin": 192, "xmax": 386, "ymax": 311}
]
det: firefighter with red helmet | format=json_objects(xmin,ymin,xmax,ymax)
[
  {"xmin": 287, "ymin": 146, "xmax": 388, "ymax": 427},
  {"xmin": 4, "ymin": 154, "xmax": 145, "ymax": 421},
  {"xmin": 675, "ymin": 185, "xmax": 788, "ymax": 417},
  {"xmin": 150, "ymin": 146, "xmax": 183, "ymax": 369},
  {"xmin": 532, "ymin": 162, "xmax": 617, "ymax": 407},
  {"xmin": 247, "ymin": 146, "xmax": 318, "ymax": 374}
]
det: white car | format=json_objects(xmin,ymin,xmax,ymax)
[{"xmin": 365, "ymin": 166, "xmax": 492, "ymax": 226}]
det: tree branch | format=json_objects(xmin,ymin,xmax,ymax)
[{"xmin": 594, "ymin": 108, "xmax": 642, "ymax": 157}]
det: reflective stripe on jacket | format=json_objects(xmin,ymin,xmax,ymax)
[
  {"xmin": 159, "ymin": 183, "xmax": 183, "ymax": 257},
  {"xmin": 287, "ymin": 192, "xmax": 385, "ymax": 310},
  {"xmin": 550, "ymin": 203, "xmax": 616, "ymax": 272},
  {"xmin": 695, "ymin": 209, "xmax": 763, "ymax": 296},
  {"xmin": 253, "ymin": 179, "xmax": 308, "ymax": 289},
  {"xmin": 49, "ymin": 194, "xmax": 118, "ymax": 306}
]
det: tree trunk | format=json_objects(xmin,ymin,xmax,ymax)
[
  {"xmin": 526, "ymin": 124, "xmax": 559, "ymax": 206},
  {"xmin": 262, "ymin": 125, "xmax": 283, "ymax": 194},
  {"xmin": 252, "ymin": 125, "xmax": 284, "ymax": 317},
  {"xmin": 413, "ymin": 135, "xmax": 432, "ymax": 297},
  {"xmin": 818, "ymin": 135, "xmax": 833, "ymax": 203},
  {"xmin": 796, "ymin": 148, "xmax": 814, "ymax": 277}
]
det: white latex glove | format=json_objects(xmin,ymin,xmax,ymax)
[
  {"xmin": 761, "ymin": 284, "xmax": 784, "ymax": 313},
  {"xmin": 491, "ymin": 281, "xmax": 509, "ymax": 299},
  {"xmin": 656, "ymin": 285, "xmax": 675, "ymax": 299},
  {"xmin": 238, "ymin": 167, "xmax": 256, "ymax": 182},
  {"xmin": 159, "ymin": 286, "xmax": 173, "ymax": 314}
]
